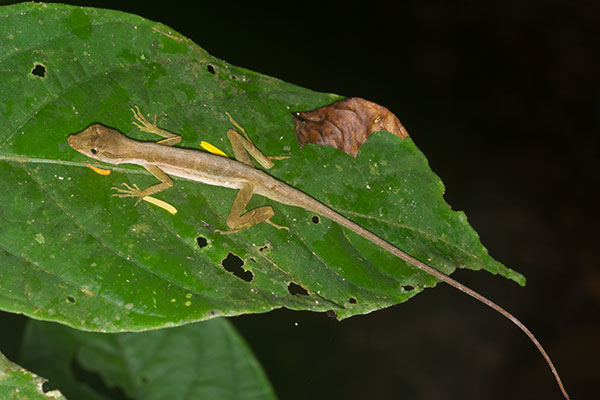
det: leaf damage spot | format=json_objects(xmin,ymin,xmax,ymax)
[
  {"xmin": 206, "ymin": 64, "xmax": 215, "ymax": 74},
  {"xmin": 221, "ymin": 252, "xmax": 254, "ymax": 282},
  {"xmin": 402, "ymin": 285, "xmax": 415, "ymax": 292},
  {"xmin": 31, "ymin": 63, "xmax": 46, "ymax": 78},
  {"xmin": 40, "ymin": 381, "xmax": 62, "ymax": 397},
  {"xmin": 292, "ymin": 97, "xmax": 409, "ymax": 158},
  {"xmin": 196, "ymin": 236, "xmax": 208, "ymax": 248},
  {"xmin": 288, "ymin": 282, "xmax": 309, "ymax": 296},
  {"xmin": 34, "ymin": 233, "xmax": 45, "ymax": 245},
  {"xmin": 348, "ymin": 297, "xmax": 357, "ymax": 304},
  {"xmin": 80, "ymin": 288, "xmax": 95, "ymax": 297},
  {"xmin": 311, "ymin": 215, "xmax": 320, "ymax": 224},
  {"xmin": 66, "ymin": 296, "xmax": 76, "ymax": 304}
]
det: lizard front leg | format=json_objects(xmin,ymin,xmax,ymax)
[
  {"xmin": 111, "ymin": 164, "xmax": 173, "ymax": 206},
  {"xmin": 131, "ymin": 106, "xmax": 182, "ymax": 146}
]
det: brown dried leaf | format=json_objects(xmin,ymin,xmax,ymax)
[{"xmin": 291, "ymin": 97, "xmax": 409, "ymax": 157}]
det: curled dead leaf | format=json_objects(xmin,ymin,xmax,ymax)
[{"xmin": 292, "ymin": 97, "xmax": 409, "ymax": 157}]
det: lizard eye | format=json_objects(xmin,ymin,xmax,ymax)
[{"xmin": 91, "ymin": 148, "xmax": 98, "ymax": 154}]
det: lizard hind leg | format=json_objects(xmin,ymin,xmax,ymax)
[
  {"xmin": 225, "ymin": 113, "xmax": 290, "ymax": 169},
  {"xmin": 216, "ymin": 184, "xmax": 288, "ymax": 234}
]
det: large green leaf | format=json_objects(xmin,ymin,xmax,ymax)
[
  {"xmin": 0, "ymin": 351, "xmax": 66, "ymax": 399},
  {"xmin": 0, "ymin": 3, "xmax": 524, "ymax": 331},
  {"xmin": 18, "ymin": 318, "xmax": 276, "ymax": 400}
]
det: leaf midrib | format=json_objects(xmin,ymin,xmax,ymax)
[{"xmin": 0, "ymin": 153, "xmax": 482, "ymax": 272}]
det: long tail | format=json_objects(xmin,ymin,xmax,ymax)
[{"xmin": 308, "ymin": 201, "xmax": 570, "ymax": 399}]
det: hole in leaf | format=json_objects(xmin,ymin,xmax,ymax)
[
  {"xmin": 402, "ymin": 285, "xmax": 414, "ymax": 291},
  {"xmin": 41, "ymin": 381, "xmax": 53, "ymax": 393},
  {"xmin": 258, "ymin": 243, "xmax": 270, "ymax": 252},
  {"xmin": 348, "ymin": 297, "xmax": 357, "ymax": 304},
  {"xmin": 196, "ymin": 236, "xmax": 208, "ymax": 248},
  {"xmin": 230, "ymin": 75, "xmax": 237, "ymax": 80},
  {"xmin": 288, "ymin": 282, "xmax": 309, "ymax": 296},
  {"xmin": 71, "ymin": 357, "xmax": 130, "ymax": 399},
  {"xmin": 326, "ymin": 310, "xmax": 338, "ymax": 319},
  {"xmin": 31, "ymin": 63, "xmax": 46, "ymax": 78},
  {"xmin": 311, "ymin": 215, "xmax": 320, "ymax": 224},
  {"xmin": 66, "ymin": 296, "xmax": 76, "ymax": 304},
  {"xmin": 206, "ymin": 64, "xmax": 215, "ymax": 74},
  {"xmin": 222, "ymin": 252, "xmax": 253, "ymax": 282}
]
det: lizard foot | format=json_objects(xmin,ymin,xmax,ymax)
[
  {"xmin": 266, "ymin": 219, "xmax": 289, "ymax": 231},
  {"xmin": 215, "ymin": 219, "xmax": 289, "ymax": 235},
  {"xmin": 131, "ymin": 106, "xmax": 161, "ymax": 134},
  {"xmin": 111, "ymin": 182, "xmax": 145, "ymax": 206},
  {"xmin": 131, "ymin": 106, "xmax": 181, "ymax": 145}
]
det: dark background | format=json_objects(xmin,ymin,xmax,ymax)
[{"xmin": 1, "ymin": 1, "xmax": 598, "ymax": 399}]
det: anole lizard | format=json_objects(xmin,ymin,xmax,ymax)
[{"xmin": 67, "ymin": 107, "xmax": 569, "ymax": 399}]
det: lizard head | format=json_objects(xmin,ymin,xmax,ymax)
[{"xmin": 68, "ymin": 124, "xmax": 133, "ymax": 164}]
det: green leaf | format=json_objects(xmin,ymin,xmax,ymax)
[
  {"xmin": 0, "ymin": 3, "xmax": 524, "ymax": 331},
  {"xmin": 18, "ymin": 318, "xmax": 276, "ymax": 400},
  {"xmin": 0, "ymin": 351, "xmax": 66, "ymax": 400}
]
